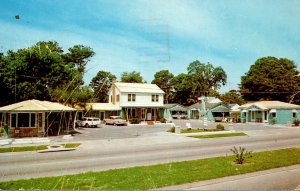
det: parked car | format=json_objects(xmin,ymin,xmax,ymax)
[
  {"xmin": 172, "ymin": 114, "xmax": 188, "ymax": 119},
  {"xmin": 103, "ymin": 116, "xmax": 127, "ymax": 126},
  {"xmin": 76, "ymin": 117, "xmax": 101, "ymax": 128}
]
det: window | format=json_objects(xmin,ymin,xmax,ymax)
[
  {"xmin": 116, "ymin": 94, "xmax": 120, "ymax": 102},
  {"xmin": 17, "ymin": 113, "xmax": 36, "ymax": 128},
  {"xmin": 110, "ymin": 95, "xmax": 112, "ymax": 102},
  {"xmin": 11, "ymin": 113, "xmax": 17, "ymax": 128},
  {"xmin": 293, "ymin": 112, "xmax": 297, "ymax": 118},
  {"xmin": 152, "ymin": 94, "xmax": 159, "ymax": 102},
  {"xmin": 128, "ymin": 94, "xmax": 136, "ymax": 102},
  {"xmin": 272, "ymin": 112, "xmax": 276, "ymax": 118},
  {"xmin": 30, "ymin": 113, "xmax": 36, "ymax": 127}
]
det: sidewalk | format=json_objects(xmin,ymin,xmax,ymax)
[
  {"xmin": 0, "ymin": 135, "xmax": 74, "ymax": 147},
  {"xmin": 158, "ymin": 164, "xmax": 300, "ymax": 190}
]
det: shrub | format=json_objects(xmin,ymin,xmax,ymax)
[
  {"xmin": 216, "ymin": 124, "xmax": 225, "ymax": 131},
  {"xmin": 0, "ymin": 128, "xmax": 3, "ymax": 136},
  {"xmin": 293, "ymin": 119, "xmax": 300, "ymax": 126},
  {"xmin": 167, "ymin": 126, "xmax": 175, "ymax": 133},
  {"xmin": 129, "ymin": 117, "xmax": 140, "ymax": 124},
  {"xmin": 230, "ymin": 146, "xmax": 252, "ymax": 164},
  {"xmin": 160, "ymin": 118, "xmax": 166, "ymax": 123},
  {"xmin": 270, "ymin": 118, "xmax": 276, "ymax": 125}
]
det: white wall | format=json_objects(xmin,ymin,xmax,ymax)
[
  {"xmin": 119, "ymin": 93, "xmax": 164, "ymax": 107},
  {"xmin": 108, "ymin": 88, "xmax": 121, "ymax": 107},
  {"xmin": 109, "ymin": 86, "xmax": 164, "ymax": 107}
]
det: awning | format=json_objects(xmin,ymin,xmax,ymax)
[
  {"xmin": 242, "ymin": 110, "xmax": 247, "ymax": 113},
  {"xmin": 292, "ymin": 109, "xmax": 297, "ymax": 113},
  {"xmin": 169, "ymin": 105, "xmax": 187, "ymax": 111},
  {"xmin": 86, "ymin": 103, "xmax": 121, "ymax": 111},
  {"xmin": 270, "ymin": 109, "xmax": 277, "ymax": 113}
]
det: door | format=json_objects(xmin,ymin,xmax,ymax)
[
  {"xmin": 100, "ymin": 112, "xmax": 105, "ymax": 120},
  {"xmin": 37, "ymin": 112, "xmax": 44, "ymax": 136},
  {"xmin": 251, "ymin": 111, "xmax": 255, "ymax": 122},
  {"xmin": 264, "ymin": 111, "xmax": 268, "ymax": 122}
]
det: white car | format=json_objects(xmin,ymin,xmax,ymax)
[
  {"xmin": 103, "ymin": 116, "xmax": 127, "ymax": 126},
  {"xmin": 77, "ymin": 117, "xmax": 101, "ymax": 128}
]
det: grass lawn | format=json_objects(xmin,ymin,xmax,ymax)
[
  {"xmin": 61, "ymin": 143, "xmax": 81, "ymax": 148},
  {"xmin": 1, "ymin": 148, "xmax": 300, "ymax": 190},
  {"xmin": 190, "ymin": 132, "xmax": 247, "ymax": 138},
  {"xmin": 0, "ymin": 143, "xmax": 81, "ymax": 153},
  {"xmin": 180, "ymin": 128, "xmax": 222, "ymax": 133}
]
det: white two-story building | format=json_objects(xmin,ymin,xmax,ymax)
[{"xmin": 108, "ymin": 81, "xmax": 165, "ymax": 121}]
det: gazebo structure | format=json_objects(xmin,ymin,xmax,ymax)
[
  {"xmin": 207, "ymin": 102, "xmax": 230, "ymax": 122},
  {"xmin": 163, "ymin": 104, "xmax": 188, "ymax": 119},
  {"xmin": 0, "ymin": 99, "xmax": 76, "ymax": 138}
]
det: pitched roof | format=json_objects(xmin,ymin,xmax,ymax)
[
  {"xmin": 0, "ymin": 100, "xmax": 76, "ymax": 112},
  {"xmin": 169, "ymin": 105, "xmax": 187, "ymax": 111},
  {"xmin": 86, "ymin": 103, "xmax": 121, "ymax": 111},
  {"xmin": 114, "ymin": 82, "xmax": 164, "ymax": 94},
  {"xmin": 211, "ymin": 104, "xmax": 230, "ymax": 112},
  {"xmin": 188, "ymin": 103, "xmax": 201, "ymax": 110},
  {"xmin": 164, "ymin": 104, "xmax": 178, "ymax": 109},
  {"xmin": 240, "ymin": 101, "xmax": 300, "ymax": 110},
  {"xmin": 206, "ymin": 97, "xmax": 222, "ymax": 103}
]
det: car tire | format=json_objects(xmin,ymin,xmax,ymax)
[
  {"xmin": 85, "ymin": 123, "xmax": 90, "ymax": 128},
  {"xmin": 113, "ymin": 123, "xmax": 116, "ymax": 126}
]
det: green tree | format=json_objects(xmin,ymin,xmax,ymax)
[
  {"xmin": 0, "ymin": 41, "xmax": 73, "ymax": 104},
  {"xmin": 89, "ymin": 71, "xmax": 116, "ymax": 102},
  {"xmin": 187, "ymin": 60, "xmax": 227, "ymax": 101},
  {"xmin": 121, "ymin": 71, "xmax": 144, "ymax": 83},
  {"xmin": 220, "ymin": 90, "xmax": 245, "ymax": 105},
  {"xmin": 63, "ymin": 45, "xmax": 95, "ymax": 85},
  {"xmin": 50, "ymin": 85, "xmax": 95, "ymax": 107},
  {"xmin": 151, "ymin": 70, "xmax": 174, "ymax": 104},
  {"xmin": 0, "ymin": 41, "xmax": 95, "ymax": 106},
  {"xmin": 240, "ymin": 56, "xmax": 300, "ymax": 103},
  {"xmin": 170, "ymin": 73, "xmax": 194, "ymax": 105}
]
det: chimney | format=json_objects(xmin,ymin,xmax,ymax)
[{"xmin": 112, "ymin": 77, "xmax": 116, "ymax": 105}]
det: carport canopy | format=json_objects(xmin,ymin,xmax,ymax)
[
  {"xmin": 211, "ymin": 106, "xmax": 230, "ymax": 113},
  {"xmin": 169, "ymin": 105, "xmax": 187, "ymax": 111}
]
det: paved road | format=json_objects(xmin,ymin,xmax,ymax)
[{"xmin": 1, "ymin": 124, "xmax": 300, "ymax": 182}]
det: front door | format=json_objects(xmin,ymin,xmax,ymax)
[
  {"xmin": 100, "ymin": 112, "xmax": 105, "ymax": 120},
  {"xmin": 264, "ymin": 111, "xmax": 268, "ymax": 122},
  {"xmin": 37, "ymin": 112, "xmax": 45, "ymax": 136},
  {"xmin": 251, "ymin": 111, "xmax": 255, "ymax": 122}
]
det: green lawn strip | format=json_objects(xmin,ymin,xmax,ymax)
[
  {"xmin": 189, "ymin": 132, "xmax": 247, "ymax": 139},
  {"xmin": 180, "ymin": 128, "xmax": 222, "ymax": 133},
  {"xmin": 0, "ymin": 145, "xmax": 48, "ymax": 153},
  {"xmin": 61, "ymin": 143, "xmax": 81, "ymax": 148},
  {"xmin": 0, "ymin": 143, "xmax": 81, "ymax": 153},
  {"xmin": 1, "ymin": 148, "xmax": 300, "ymax": 190}
]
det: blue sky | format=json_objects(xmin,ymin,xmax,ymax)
[{"xmin": 1, "ymin": 0, "xmax": 300, "ymax": 93}]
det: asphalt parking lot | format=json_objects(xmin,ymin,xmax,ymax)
[
  {"xmin": 71, "ymin": 119, "xmax": 297, "ymax": 141},
  {"xmin": 72, "ymin": 123, "xmax": 173, "ymax": 141}
]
